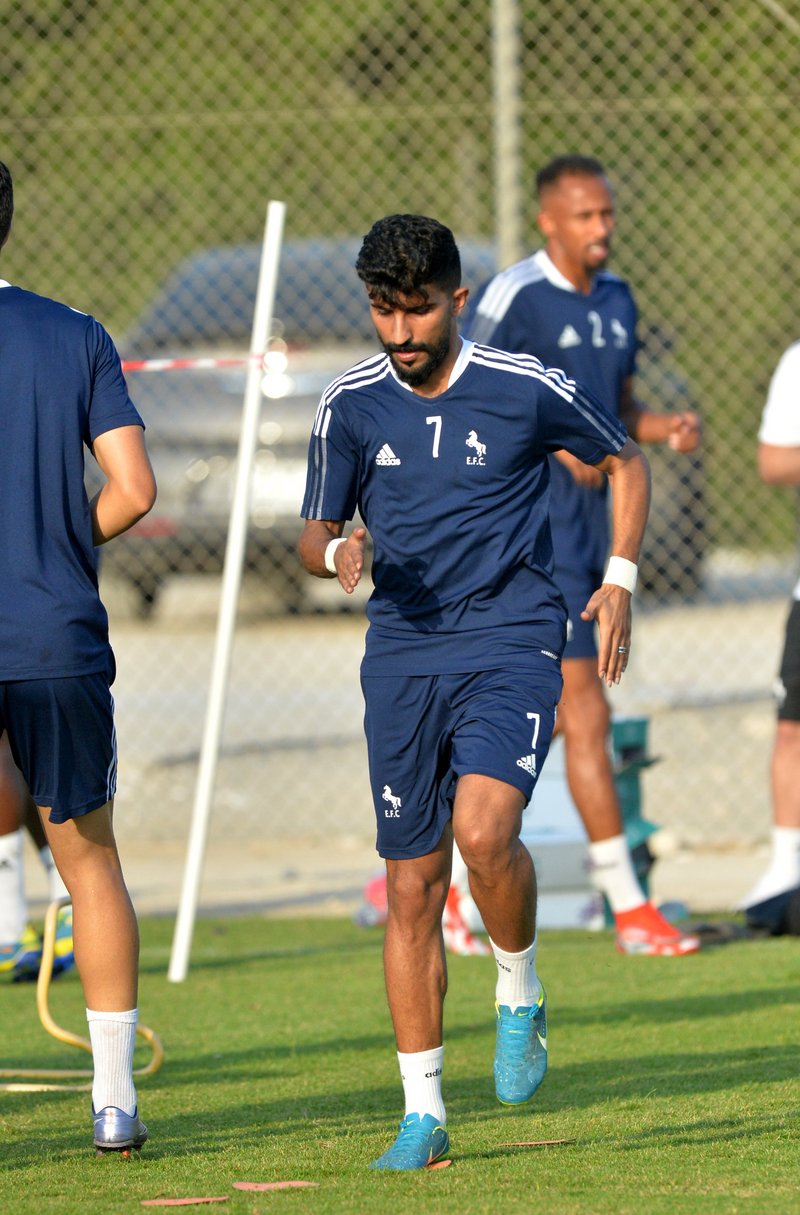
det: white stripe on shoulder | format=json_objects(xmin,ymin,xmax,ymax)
[
  {"xmin": 473, "ymin": 257, "xmax": 544, "ymax": 323},
  {"xmin": 313, "ymin": 353, "xmax": 389, "ymax": 435},
  {"xmin": 469, "ymin": 343, "xmax": 577, "ymax": 402},
  {"xmin": 469, "ymin": 343, "xmax": 625, "ymax": 447}
]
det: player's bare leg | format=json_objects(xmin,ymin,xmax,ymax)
[
  {"xmin": 383, "ymin": 837, "xmax": 451, "ymax": 1054},
  {"xmin": 39, "ymin": 801, "xmax": 147, "ymax": 1156},
  {"xmin": 453, "ymin": 774, "xmax": 547, "ymax": 1105},
  {"xmin": 559, "ymin": 657, "xmax": 621, "ymax": 842},
  {"xmin": 772, "ymin": 719, "xmax": 800, "ymax": 831},
  {"xmin": 0, "ymin": 738, "xmax": 74, "ymax": 980},
  {"xmin": 452, "ymin": 774, "xmax": 533, "ymax": 949},
  {"xmin": 39, "ymin": 801, "xmax": 138, "ymax": 1009},
  {"xmin": 372, "ymin": 839, "xmax": 451, "ymax": 1170},
  {"xmin": 560, "ymin": 657, "xmax": 699, "ymax": 956}
]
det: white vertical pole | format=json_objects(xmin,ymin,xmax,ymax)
[
  {"xmin": 492, "ymin": 0, "xmax": 525, "ymax": 268},
  {"xmin": 168, "ymin": 200, "xmax": 286, "ymax": 983}
]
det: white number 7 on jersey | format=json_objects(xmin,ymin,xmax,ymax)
[
  {"xmin": 527, "ymin": 712, "xmax": 541, "ymax": 750},
  {"xmin": 426, "ymin": 415, "xmax": 442, "ymax": 458}
]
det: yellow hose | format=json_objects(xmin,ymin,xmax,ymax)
[{"xmin": 0, "ymin": 898, "xmax": 164, "ymax": 1092}]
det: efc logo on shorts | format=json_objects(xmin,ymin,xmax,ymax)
[
  {"xmin": 465, "ymin": 430, "xmax": 486, "ymax": 465},
  {"xmin": 382, "ymin": 785, "xmax": 402, "ymax": 817}
]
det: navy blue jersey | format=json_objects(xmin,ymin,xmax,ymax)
[
  {"xmin": 464, "ymin": 251, "xmax": 638, "ymax": 575},
  {"xmin": 0, "ymin": 282, "xmax": 144, "ymax": 680},
  {"xmin": 302, "ymin": 338, "xmax": 627, "ymax": 674}
]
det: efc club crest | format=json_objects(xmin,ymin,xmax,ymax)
[{"xmin": 466, "ymin": 430, "xmax": 486, "ymax": 465}]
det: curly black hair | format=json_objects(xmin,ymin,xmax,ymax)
[{"xmin": 355, "ymin": 214, "xmax": 461, "ymax": 305}]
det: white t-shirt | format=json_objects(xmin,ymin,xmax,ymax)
[
  {"xmin": 759, "ymin": 341, "xmax": 800, "ymax": 445},
  {"xmin": 759, "ymin": 340, "xmax": 800, "ymax": 597}
]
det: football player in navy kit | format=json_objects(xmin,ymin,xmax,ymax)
[
  {"xmin": 466, "ymin": 156, "xmax": 702, "ymax": 958},
  {"xmin": 0, "ymin": 160, "xmax": 156, "ymax": 1155},
  {"xmin": 300, "ymin": 214, "xmax": 651, "ymax": 1169}
]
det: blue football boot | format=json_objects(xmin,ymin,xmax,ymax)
[
  {"xmin": 369, "ymin": 1112, "xmax": 450, "ymax": 1170},
  {"xmin": 494, "ymin": 986, "xmax": 547, "ymax": 1105}
]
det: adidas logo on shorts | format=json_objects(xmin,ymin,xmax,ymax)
[
  {"xmin": 516, "ymin": 754, "xmax": 537, "ymax": 776},
  {"xmin": 376, "ymin": 444, "xmax": 401, "ymax": 466}
]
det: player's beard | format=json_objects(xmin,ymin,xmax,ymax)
[{"xmin": 383, "ymin": 320, "xmax": 453, "ymax": 388}]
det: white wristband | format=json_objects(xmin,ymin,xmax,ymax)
[
  {"xmin": 603, "ymin": 556, "xmax": 638, "ymax": 593},
  {"xmin": 324, "ymin": 536, "xmax": 347, "ymax": 574}
]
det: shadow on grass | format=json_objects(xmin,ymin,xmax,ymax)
[
  {"xmin": 611, "ymin": 1107, "xmax": 800, "ymax": 1150},
  {"xmin": 137, "ymin": 935, "xmax": 382, "ymax": 977},
  {"xmin": 444, "ymin": 1041, "xmax": 800, "ymax": 1115},
  {"xmin": 557, "ymin": 983, "xmax": 800, "ymax": 1028},
  {"xmin": 448, "ymin": 1105, "xmax": 797, "ymax": 1162},
  {"xmin": 0, "ymin": 1084, "xmax": 415, "ymax": 1170},
  {"xmin": 7, "ymin": 1079, "xmax": 796, "ymax": 1175}
]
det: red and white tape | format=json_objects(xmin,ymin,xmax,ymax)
[{"xmin": 121, "ymin": 354, "xmax": 264, "ymax": 373}]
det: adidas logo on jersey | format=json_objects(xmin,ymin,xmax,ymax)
[
  {"xmin": 516, "ymin": 754, "xmax": 537, "ymax": 776},
  {"xmin": 558, "ymin": 324, "xmax": 581, "ymax": 348},
  {"xmin": 376, "ymin": 444, "xmax": 401, "ymax": 466}
]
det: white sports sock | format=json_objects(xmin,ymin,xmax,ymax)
[
  {"xmin": 0, "ymin": 829, "xmax": 28, "ymax": 944},
  {"xmin": 588, "ymin": 834, "xmax": 646, "ymax": 914},
  {"xmin": 39, "ymin": 845, "xmax": 69, "ymax": 902},
  {"xmin": 736, "ymin": 826, "xmax": 800, "ymax": 910},
  {"xmin": 397, "ymin": 1046, "xmax": 446, "ymax": 1124},
  {"xmin": 490, "ymin": 936, "xmax": 541, "ymax": 1011},
  {"xmin": 86, "ymin": 1008, "xmax": 138, "ymax": 1116}
]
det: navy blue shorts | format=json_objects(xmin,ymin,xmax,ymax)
[
  {"xmin": 0, "ymin": 674, "xmax": 118, "ymax": 823},
  {"xmin": 555, "ymin": 563, "xmax": 603, "ymax": 660},
  {"xmin": 361, "ymin": 661, "xmax": 563, "ymax": 860}
]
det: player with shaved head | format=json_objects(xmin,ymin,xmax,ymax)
[{"xmin": 466, "ymin": 156, "xmax": 702, "ymax": 958}]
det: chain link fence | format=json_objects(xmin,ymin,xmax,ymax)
[{"xmin": 3, "ymin": 1, "xmax": 800, "ymax": 888}]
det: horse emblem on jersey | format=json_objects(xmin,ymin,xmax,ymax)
[
  {"xmin": 466, "ymin": 430, "xmax": 486, "ymax": 465},
  {"xmin": 382, "ymin": 785, "xmax": 402, "ymax": 816}
]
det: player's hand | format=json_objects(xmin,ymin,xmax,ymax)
[
  {"xmin": 667, "ymin": 410, "xmax": 702, "ymax": 453},
  {"xmin": 334, "ymin": 527, "xmax": 367, "ymax": 594},
  {"xmin": 581, "ymin": 583, "xmax": 632, "ymax": 686}
]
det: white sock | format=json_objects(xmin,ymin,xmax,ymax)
[
  {"xmin": 588, "ymin": 834, "xmax": 646, "ymax": 914},
  {"xmin": 737, "ymin": 826, "xmax": 800, "ymax": 910},
  {"xmin": 397, "ymin": 1046, "xmax": 446, "ymax": 1124},
  {"xmin": 0, "ymin": 829, "xmax": 28, "ymax": 944},
  {"xmin": 39, "ymin": 845, "xmax": 69, "ymax": 902},
  {"xmin": 490, "ymin": 936, "xmax": 541, "ymax": 1011},
  {"xmin": 86, "ymin": 1008, "xmax": 138, "ymax": 1116}
]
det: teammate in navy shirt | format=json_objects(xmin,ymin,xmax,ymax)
[
  {"xmin": 0, "ymin": 161, "xmax": 156, "ymax": 1155},
  {"xmin": 300, "ymin": 214, "xmax": 651, "ymax": 1170},
  {"xmin": 465, "ymin": 155, "xmax": 702, "ymax": 958}
]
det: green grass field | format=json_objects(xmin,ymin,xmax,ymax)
[{"xmin": 1, "ymin": 915, "xmax": 798, "ymax": 1215}]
